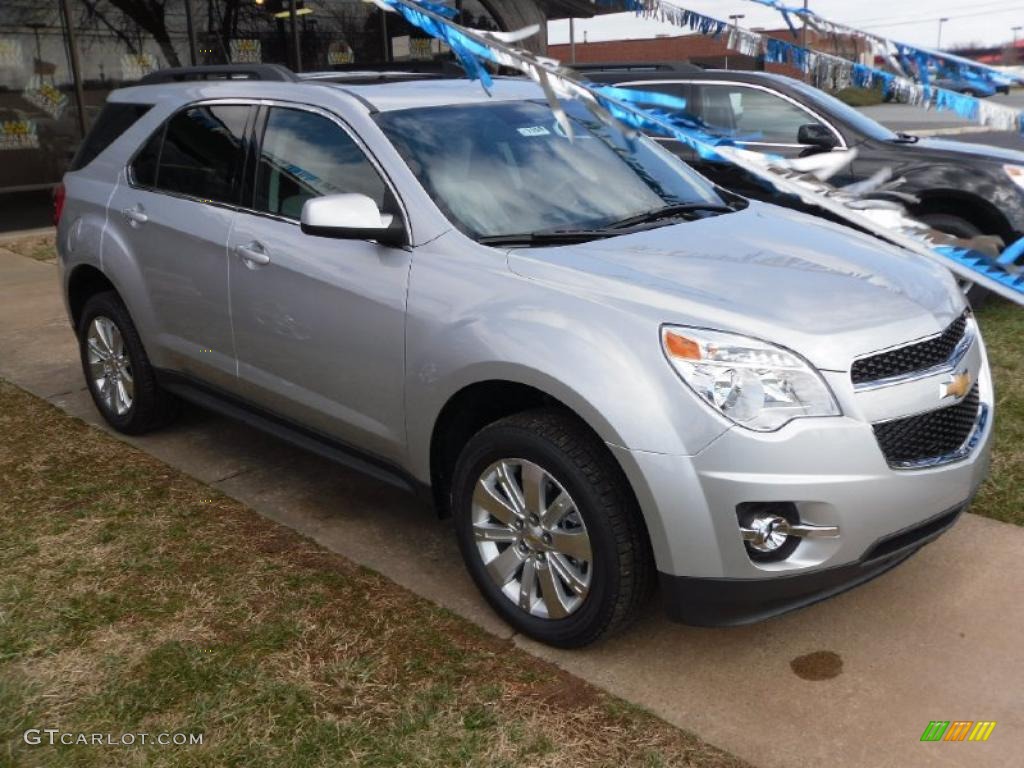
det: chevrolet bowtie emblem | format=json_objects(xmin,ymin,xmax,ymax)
[{"xmin": 942, "ymin": 370, "xmax": 973, "ymax": 400}]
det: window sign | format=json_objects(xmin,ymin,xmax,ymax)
[
  {"xmin": 23, "ymin": 76, "xmax": 67, "ymax": 120},
  {"xmin": 230, "ymin": 39, "xmax": 262, "ymax": 64},
  {"xmin": 121, "ymin": 53, "xmax": 157, "ymax": 81},
  {"xmin": 0, "ymin": 38, "xmax": 23, "ymax": 69},
  {"xmin": 0, "ymin": 119, "xmax": 39, "ymax": 151},
  {"xmin": 327, "ymin": 42, "xmax": 353, "ymax": 66}
]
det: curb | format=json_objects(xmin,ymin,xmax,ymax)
[{"xmin": 0, "ymin": 227, "xmax": 55, "ymax": 243}]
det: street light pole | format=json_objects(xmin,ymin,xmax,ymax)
[
  {"xmin": 937, "ymin": 17, "xmax": 949, "ymax": 50},
  {"xmin": 801, "ymin": 0, "xmax": 809, "ymax": 82},
  {"xmin": 727, "ymin": 15, "xmax": 744, "ymax": 71}
]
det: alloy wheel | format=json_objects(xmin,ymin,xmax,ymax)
[
  {"xmin": 471, "ymin": 459, "xmax": 593, "ymax": 619},
  {"xmin": 86, "ymin": 316, "xmax": 134, "ymax": 416}
]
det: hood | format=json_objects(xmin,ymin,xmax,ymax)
[
  {"xmin": 910, "ymin": 137, "xmax": 1024, "ymax": 166},
  {"xmin": 507, "ymin": 203, "xmax": 965, "ymax": 372}
]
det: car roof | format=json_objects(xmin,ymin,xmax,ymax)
[
  {"xmin": 331, "ymin": 76, "xmax": 544, "ymax": 112},
  {"xmin": 112, "ymin": 75, "xmax": 545, "ymax": 114}
]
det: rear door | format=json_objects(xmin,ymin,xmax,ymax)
[
  {"xmin": 226, "ymin": 104, "xmax": 411, "ymax": 462},
  {"xmin": 106, "ymin": 101, "xmax": 253, "ymax": 389}
]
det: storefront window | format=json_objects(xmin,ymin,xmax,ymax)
[
  {"xmin": 0, "ymin": 0, "xmax": 505, "ymax": 193},
  {"xmin": 0, "ymin": 1, "xmax": 84, "ymax": 190}
]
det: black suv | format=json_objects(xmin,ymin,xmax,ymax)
[{"xmin": 583, "ymin": 64, "xmax": 1024, "ymax": 246}]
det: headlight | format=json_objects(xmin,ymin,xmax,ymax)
[
  {"xmin": 661, "ymin": 326, "xmax": 840, "ymax": 431},
  {"xmin": 1004, "ymin": 164, "xmax": 1024, "ymax": 191}
]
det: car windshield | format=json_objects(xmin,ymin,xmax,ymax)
[
  {"xmin": 375, "ymin": 99, "xmax": 728, "ymax": 240},
  {"xmin": 785, "ymin": 79, "xmax": 898, "ymax": 142}
]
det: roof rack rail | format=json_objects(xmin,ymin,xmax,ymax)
[{"xmin": 137, "ymin": 64, "xmax": 297, "ymax": 85}]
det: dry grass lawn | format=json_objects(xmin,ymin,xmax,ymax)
[{"xmin": 0, "ymin": 380, "xmax": 747, "ymax": 768}]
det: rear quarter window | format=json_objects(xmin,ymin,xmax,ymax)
[{"xmin": 69, "ymin": 102, "xmax": 152, "ymax": 171}]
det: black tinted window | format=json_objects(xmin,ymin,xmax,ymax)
[
  {"xmin": 693, "ymin": 85, "xmax": 825, "ymax": 143},
  {"xmin": 70, "ymin": 102, "xmax": 151, "ymax": 171},
  {"xmin": 157, "ymin": 105, "xmax": 250, "ymax": 203},
  {"xmin": 131, "ymin": 127, "xmax": 163, "ymax": 187},
  {"xmin": 255, "ymin": 107, "xmax": 386, "ymax": 219}
]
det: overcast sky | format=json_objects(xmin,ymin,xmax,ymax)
[{"xmin": 547, "ymin": 1, "xmax": 1023, "ymax": 51}]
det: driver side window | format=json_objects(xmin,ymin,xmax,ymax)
[
  {"xmin": 254, "ymin": 107, "xmax": 387, "ymax": 219},
  {"xmin": 692, "ymin": 84, "xmax": 827, "ymax": 145}
]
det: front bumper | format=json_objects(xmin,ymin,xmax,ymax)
[
  {"xmin": 659, "ymin": 502, "xmax": 965, "ymax": 626},
  {"xmin": 609, "ymin": 340, "xmax": 994, "ymax": 626}
]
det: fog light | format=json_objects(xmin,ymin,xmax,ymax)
[
  {"xmin": 737, "ymin": 502, "xmax": 840, "ymax": 563},
  {"xmin": 744, "ymin": 515, "xmax": 789, "ymax": 553}
]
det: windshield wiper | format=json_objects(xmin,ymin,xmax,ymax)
[
  {"xmin": 608, "ymin": 202, "xmax": 737, "ymax": 230},
  {"xmin": 477, "ymin": 229, "xmax": 617, "ymax": 246},
  {"xmin": 893, "ymin": 132, "xmax": 920, "ymax": 144}
]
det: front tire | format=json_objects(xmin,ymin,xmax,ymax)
[
  {"xmin": 451, "ymin": 409, "xmax": 654, "ymax": 647},
  {"xmin": 78, "ymin": 291, "xmax": 177, "ymax": 434},
  {"xmin": 917, "ymin": 212, "xmax": 992, "ymax": 308}
]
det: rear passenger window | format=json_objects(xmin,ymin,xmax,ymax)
[
  {"xmin": 70, "ymin": 102, "xmax": 151, "ymax": 171},
  {"xmin": 155, "ymin": 105, "xmax": 250, "ymax": 203},
  {"xmin": 130, "ymin": 128, "xmax": 162, "ymax": 188},
  {"xmin": 254, "ymin": 107, "xmax": 387, "ymax": 219}
]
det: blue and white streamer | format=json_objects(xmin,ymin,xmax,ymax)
[
  {"xmin": 363, "ymin": 0, "xmax": 1024, "ymax": 305},
  {"xmin": 610, "ymin": 0, "xmax": 1023, "ymax": 133},
  {"xmin": 745, "ymin": 0, "xmax": 1021, "ymax": 92}
]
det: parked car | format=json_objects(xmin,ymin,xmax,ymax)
[
  {"xmin": 582, "ymin": 64, "xmax": 1024, "ymax": 249},
  {"xmin": 56, "ymin": 66, "xmax": 992, "ymax": 647}
]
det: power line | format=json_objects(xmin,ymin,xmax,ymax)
[
  {"xmin": 853, "ymin": 0, "xmax": 1018, "ymax": 25},
  {"xmin": 861, "ymin": 5, "xmax": 1024, "ymax": 29}
]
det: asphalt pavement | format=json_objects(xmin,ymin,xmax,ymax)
[{"xmin": 860, "ymin": 90, "xmax": 1024, "ymax": 152}]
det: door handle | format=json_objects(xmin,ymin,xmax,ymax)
[
  {"xmin": 121, "ymin": 205, "xmax": 148, "ymax": 225},
  {"xmin": 236, "ymin": 242, "xmax": 271, "ymax": 266}
]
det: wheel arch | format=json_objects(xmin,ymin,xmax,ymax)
[
  {"xmin": 427, "ymin": 377, "xmax": 626, "ymax": 518},
  {"xmin": 910, "ymin": 188, "xmax": 1016, "ymax": 243},
  {"xmin": 66, "ymin": 264, "xmax": 119, "ymax": 331}
]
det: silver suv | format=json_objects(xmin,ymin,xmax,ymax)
[{"xmin": 56, "ymin": 68, "xmax": 993, "ymax": 647}]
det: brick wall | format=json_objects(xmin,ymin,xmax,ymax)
[{"xmin": 549, "ymin": 28, "xmax": 862, "ymax": 80}]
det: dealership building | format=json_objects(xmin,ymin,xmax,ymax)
[{"xmin": 0, "ymin": 0, "xmax": 601, "ymax": 195}]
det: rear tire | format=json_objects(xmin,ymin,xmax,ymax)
[
  {"xmin": 78, "ymin": 291, "xmax": 178, "ymax": 435},
  {"xmin": 917, "ymin": 212, "xmax": 991, "ymax": 308},
  {"xmin": 451, "ymin": 408, "xmax": 654, "ymax": 648}
]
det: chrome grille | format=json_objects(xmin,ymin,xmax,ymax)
[
  {"xmin": 851, "ymin": 312, "xmax": 969, "ymax": 386},
  {"xmin": 872, "ymin": 385, "xmax": 980, "ymax": 467}
]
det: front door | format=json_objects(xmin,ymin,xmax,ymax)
[
  {"xmin": 626, "ymin": 80, "xmax": 857, "ymax": 197},
  {"xmin": 227, "ymin": 105, "xmax": 411, "ymax": 463},
  {"xmin": 106, "ymin": 102, "xmax": 252, "ymax": 388}
]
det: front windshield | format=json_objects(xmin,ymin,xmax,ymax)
[
  {"xmin": 785, "ymin": 79, "xmax": 899, "ymax": 142},
  {"xmin": 375, "ymin": 99, "xmax": 727, "ymax": 240}
]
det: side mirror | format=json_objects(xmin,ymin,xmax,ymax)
[
  {"xmin": 797, "ymin": 123, "xmax": 839, "ymax": 151},
  {"xmin": 300, "ymin": 193, "xmax": 406, "ymax": 247}
]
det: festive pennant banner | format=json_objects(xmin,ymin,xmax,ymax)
[
  {"xmin": 612, "ymin": 0, "xmax": 1023, "ymax": 133},
  {"xmin": 365, "ymin": 0, "xmax": 1024, "ymax": 305},
  {"xmin": 745, "ymin": 0, "xmax": 1021, "ymax": 90}
]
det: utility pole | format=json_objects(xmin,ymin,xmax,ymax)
[
  {"xmin": 801, "ymin": 0, "xmax": 809, "ymax": 82},
  {"xmin": 569, "ymin": 18, "xmax": 576, "ymax": 64},
  {"xmin": 58, "ymin": 0, "xmax": 87, "ymax": 138},
  {"xmin": 937, "ymin": 17, "xmax": 949, "ymax": 50},
  {"xmin": 727, "ymin": 14, "xmax": 744, "ymax": 71},
  {"xmin": 289, "ymin": 0, "xmax": 302, "ymax": 72},
  {"xmin": 183, "ymin": 0, "xmax": 198, "ymax": 65}
]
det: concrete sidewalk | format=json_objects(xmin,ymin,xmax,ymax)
[{"xmin": 1, "ymin": 245, "xmax": 1020, "ymax": 768}]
